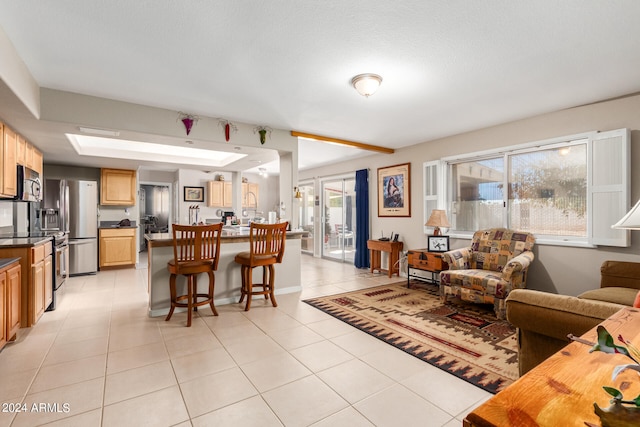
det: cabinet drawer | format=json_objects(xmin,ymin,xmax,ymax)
[
  {"xmin": 31, "ymin": 241, "xmax": 53, "ymax": 264},
  {"xmin": 408, "ymin": 251, "xmax": 447, "ymax": 271},
  {"xmin": 100, "ymin": 228, "xmax": 136, "ymax": 237}
]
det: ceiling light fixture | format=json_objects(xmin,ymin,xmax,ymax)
[
  {"xmin": 351, "ymin": 73, "xmax": 383, "ymax": 97},
  {"xmin": 258, "ymin": 167, "xmax": 268, "ymax": 178}
]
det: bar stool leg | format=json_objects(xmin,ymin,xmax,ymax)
[
  {"xmin": 262, "ymin": 266, "xmax": 268, "ymax": 299},
  {"xmin": 244, "ymin": 267, "xmax": 253, "ymax": 311},
  {"xmin": 187, "ymin": 276, "xmax": 194, "ymax": 327},
  {"xmin": 268, "ymin": 265, "xmax": 278, "ymax": 307},
  {"xmin": 207, "ymin": 271, "xmax": 218, "ymax": 316},
  {"xmin": 166, "ymin": 274, "xmax": 177, "ymax": 321}
]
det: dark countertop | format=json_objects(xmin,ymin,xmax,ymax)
[
  {"xmin": 0, "ymin": 257, "xmax": 21, "ymax": 269},
  {"xmin": 0, "ymin": 235, "xmax": 53, "ymax": 248},
  {"xmin": 99, "ymin": 220, "xmax": 138, "ymax": 229}
]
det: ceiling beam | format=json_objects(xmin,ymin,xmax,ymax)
[{"xmin": 290, "ymin": 131, "xmax": 394, "ymax": 154}]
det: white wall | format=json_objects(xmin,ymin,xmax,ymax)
[{"xmin": 299, "ymin": 94, "xmax": 640, "ymax": 297}]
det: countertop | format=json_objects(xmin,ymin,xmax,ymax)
[
  {"xmin": 98, "ymin": 221, "xmax": 138, "ymax": 229},
  {"xmin": 0, "ymin": 235, "xmax": 53, "ymax": 248},
  {"xmin": 0, "ymin": 257, "xmax": 21, "ymax": 269},
  {"xmin": 145, "ymin": 228, "xmax": 307, "ymax": 246}
]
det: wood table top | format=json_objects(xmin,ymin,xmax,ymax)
[{"xmin": 464, "ymin": 307, "xmax": 640, "ymax": 427}]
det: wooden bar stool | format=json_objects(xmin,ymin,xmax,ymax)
[
  {"xmin": 234, "ymin": 222, "xmax": 287, "ymax": 311},
  {"xmin": 166, "ymin": 223, "xmax": 223, "ymax": 326}
]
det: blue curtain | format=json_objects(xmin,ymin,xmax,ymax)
[{"xmin": 354, "ymin": 169, "xmax": 370, "ymax": 268}]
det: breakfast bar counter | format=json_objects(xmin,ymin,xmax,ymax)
[{"xmin": 145, "ymin": 228, "xmax": 305, "ymax": 317}]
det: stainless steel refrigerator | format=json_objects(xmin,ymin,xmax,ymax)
[{"xmin": 68, "ymin": 180, "xmax": 98, "ymax": 275}]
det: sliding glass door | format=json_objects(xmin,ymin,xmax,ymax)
[
  {"xmin": 297, "ymin": 184, "xmax": 314, "ymax": 254},
  {"xmin": 321, "ymin": 176, "xmax": 356, "ymax": 263}
]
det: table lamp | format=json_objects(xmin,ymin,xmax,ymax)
[
  {"xmin": 426, "ymin": 209, "xmax": 450, "ymax": 236},
  {"xmin": 612, "ymin": 199, "xmax": 640, "ymax": 230}
]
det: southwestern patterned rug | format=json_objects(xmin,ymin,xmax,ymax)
[{"xmin": 303, "ymin": 281, "xmax": 518, "ymax": 394}]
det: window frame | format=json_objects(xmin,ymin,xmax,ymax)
[{"xmin": 431, "ymin": 129, "xmax": 629, "ymax": 248}]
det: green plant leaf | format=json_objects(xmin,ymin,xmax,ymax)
[
  {"xmin": 603, "ymin": 386, "xmax": 623, "ymax": 400},
  {"xmin": 590, "ymin": 326, "xmax": 631, "ymax": 358}
]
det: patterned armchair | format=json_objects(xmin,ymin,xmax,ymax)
[{"xmin": 439, "ymin": 228, "xmax": 535, "ymax": 319}]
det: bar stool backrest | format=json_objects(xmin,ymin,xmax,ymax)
[
  {"xmin": 249, "ymin": 222, "xmax": 288, "ymax": 263},
  {"xmin": 172, "ymin": 223, "xmax": 223, "ymax": 270}
]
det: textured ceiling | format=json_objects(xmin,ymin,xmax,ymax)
[{"xmin": 0, "ymin": 1, "xmax": 640, "ymax": 172}]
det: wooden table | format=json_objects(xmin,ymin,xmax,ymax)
[
  {"xmin": 463, "ymin": 307, "xmax": 640, "ymax": 427},
  {"xmin": 367, "ymin": 239, "xmax": 403, "ymax": 278},
  {"xmin": 406, "ymin": 249, "xmax": 448, "ymax": 287}
]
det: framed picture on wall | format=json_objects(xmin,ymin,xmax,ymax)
[
  {"xmin": 377, "ymin": 162, "xmax": 411, "ymax": 217},
  {"xmin": 184, "ymin": 186, "xmax": 204, "ymax": 202}
]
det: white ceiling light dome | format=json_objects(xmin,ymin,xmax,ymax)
[{"xmin": 351, "ymin": 73, "xmax": 383, "ymax": 97}]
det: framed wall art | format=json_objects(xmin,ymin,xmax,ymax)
[
  {"xmin": 184, "ymin": 186, "xmax": 204, "ymax": 202},
  {"xmin": 377, "ymin": 162, "xmax": 411, "ymax": 217}
]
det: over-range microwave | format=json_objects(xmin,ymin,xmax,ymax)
[{"xmin": 16, "ymin": 165, "xmax": 42, "ymax": 202}]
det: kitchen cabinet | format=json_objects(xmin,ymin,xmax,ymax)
[
  {"xmin": 0, "ymin": 261, "xmax": 19, "ymax": 352},
  {"xmin": 6, "ymin": 263, "xmax": 21, "ymax": 344},
  {"xmin": 242, "ymin": 182, "xmax": 259, "ymax": 208},
  {"xmin": 100, "ymin": 168, "xmax": 136, "ymax": 205},
  {"xmin": 32, "ymin": 241, "xmax": 53, "ymax": 323},
  {"xmin": 206, "ymin": 181, "xmax": 233, "ymax": 208},
  {"xmin": 17, "ymin": 136, "xmax": 42, "ymax": 175},
  {"xmin": 1, "ymin": 123, "xmax": 17, "ymax": 197},
  {"xmin": 0, "ymin": 240, "xmax": 52, "ymax": 327},
  {"xmin": 99, "ymin": 228, "xmax": 137, "ymax": 268}
]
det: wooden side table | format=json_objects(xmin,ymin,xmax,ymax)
[
  {"xmin": 406, "ymin": 249, "xmax": 448, "ymax": 287},
  {"xmin": 463, "ymin": 307, "xmax": 640, "ymax": 427},
  {"xmin": 367, "ymin": 239, "xmax": 403, "ymax": 278}
]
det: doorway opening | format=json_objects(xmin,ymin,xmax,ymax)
[
  {"xmin": 139, "ymin": 183, "xmax": 171, "ymax": 251},
  {"xmin": 321, "ymin": 176, "xmax": 356, "ymax": 263}
]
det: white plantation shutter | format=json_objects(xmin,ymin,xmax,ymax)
[
  {"xmin": 589, "ymin": 128, "xmax": 630, "ymax": 247},
  {"xmin": 423, "ymin": 161, "xmax": 442, "ymax": 233}
]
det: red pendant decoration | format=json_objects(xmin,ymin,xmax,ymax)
[{"xmin": 217, "ymin": 119, "xmax": 237, "ymax": 142}]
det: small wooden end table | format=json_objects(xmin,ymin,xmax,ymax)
[
  {"xmin": 406, "ymin": 249, "xmax": 448, "ymax": 287},
  {"xmin": 367, "ymin": 239, "xmax": 403, "ymax": 278}
]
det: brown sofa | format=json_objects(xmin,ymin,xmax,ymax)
[{"xmin": 506, "ymin": 260, "xmax": 640, "ymax": 376}]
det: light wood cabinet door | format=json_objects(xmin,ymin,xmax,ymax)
[
  {"xmin": 32, "ymin": 261, "xmax": 44, "ymax": 323},
  {"xmin": 16, "ymin": 135, "xmax": 26, "ymax": 166},
  {"xmin": 99, "ymin": 228, "xmax": 136, "ymax": 267},
  {"xmin": 2, "ymin": 125, "xmax": 17, "ymax": 197},
  {"xmin": 242, "ymin": 183, "xmax": 259, "ymax": 208},
  {"xmin": 32, "ymin": 148, "xmax": 43, "ymax": 175},
  {"xmin": 0, "ymin": 271, "xmax": 6, "ymax": 349},
  {"xmin": 223, "ymin": 182, "xmax": 233, "ymax": 207},
  {"xmin": 6, "ymin": 263, "xmax": 21, "ymax": 341},
  {"xmin": 44, "ymin": 255, "xmax": 52, "ymax": 310},
  {"xmin": 207, "ymin": 181, "xmax": 224, "ymax": 207},
  {"xmin": 25, "ymin": 142, "xmax": 34, "ymax": 170},
  {"xmin": 100, "ymin": 168, "xmax": 136, "ymax": 205}
]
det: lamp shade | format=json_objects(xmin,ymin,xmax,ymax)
[
  {"xmin": 426, "ymin": 209, "xmax": 450, "ymax": 228},
  {"xmin": 612, "ymin": 199, "xmax": 640, "ymax": 230}
]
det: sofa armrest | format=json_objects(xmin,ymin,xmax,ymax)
[
  {"xmin": 506, "ymin": 289, "xmax": 626, "ymax": 375},
  {"xmin": 501, "ymin": 251, "xmax": 535, "ymax": 282},
  {"xmin": 506, "ymin": 289, "xmax": 624, "ymax": 341},
  {"xmin": 600, "ymin": 260, "xmax": 640, "ymax": 290},
  {"xmin": 442, "ymin": 248, "xmax": 472, "ymax": 270}
]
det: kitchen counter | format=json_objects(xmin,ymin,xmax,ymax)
[
  {"xmin": 98, "ymin": 220, "xmax": 137, "ymax": 229},
  {"xmin": 144, "ymin": 228, "xmax": 304, "ymax": 317},
  {"xmin": 0, "ymin": 235, "xmax": 53, "ymax": 248}
]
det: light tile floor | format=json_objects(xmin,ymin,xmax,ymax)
[{"xmin": 0, "ymin": 254, "xmax": 492, "ymax": 427}]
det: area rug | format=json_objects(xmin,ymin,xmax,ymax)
[{"xmin": 303, "ymin": 281, "xmax": 518, "ymax": 393}]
